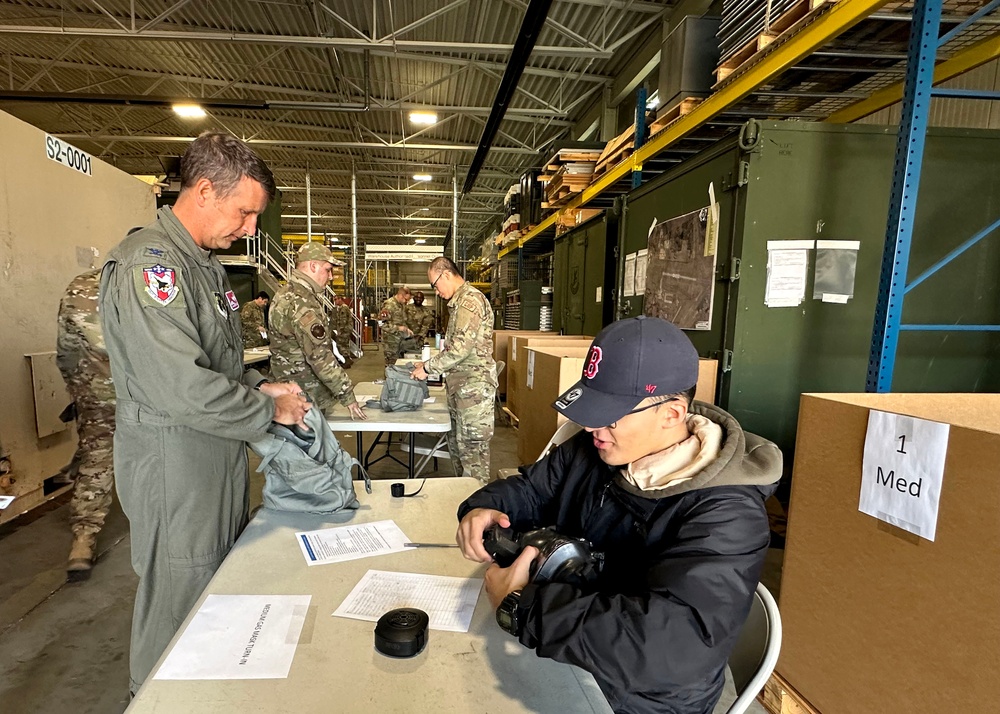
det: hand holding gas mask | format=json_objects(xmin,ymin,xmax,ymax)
[{"xmin": 483, "ymin": 525, "xmax": 603, "ymax": 587}]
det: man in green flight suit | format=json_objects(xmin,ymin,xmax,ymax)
[
  {"xmin": 269, "ymin": 242, "xmax": 366, "ymax": 420},
  {"xmin": 100, "ymin": 131, "xmax": 311, "ymax": 695},
  {"xmin": 411, "ymin": 257, "xmax": 497, "ymax": 484}
]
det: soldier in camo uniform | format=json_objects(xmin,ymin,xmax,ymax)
[
  {"xmin": 379, "ymin": 286, "xmax": 413, "ymax": 366},
  {"xmin": 406, "ymin": 291, "xmax": 435, "ymax": 338},
  {"xmin": 56, "ymin": 268, "xmax": 116, "ymax": 582},
  {"xmin": 333, "ymin": 297, "xmax": 355, "ymax": 369},
  {"xmin": 240, "ymin": 291, "xmax": 270, "ymax": 347},
  {"xmin": 411, "ymin": 257, "xmax": 497, "ymax": 484},
  {"xmin": 269, "ymin": 242, "xmax": 366, "ymax": 419}
]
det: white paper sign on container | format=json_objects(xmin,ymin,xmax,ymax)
[{"xmin": 859, "ymin": 410, "xmax": 950, "ymax": 541}]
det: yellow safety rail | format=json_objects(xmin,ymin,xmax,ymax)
[{"xmin": 499, "ymin": 0, "xmax": 891, "ymax": 259}]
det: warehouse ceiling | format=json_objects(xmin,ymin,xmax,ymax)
[{"xmin": 0, "ymin": 0, "xmax": 670, "ymax": 249}]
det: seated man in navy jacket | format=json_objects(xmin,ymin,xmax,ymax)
[{"xmin": 456, "ymin": 316, "xmax": 781, "ymax": 714}]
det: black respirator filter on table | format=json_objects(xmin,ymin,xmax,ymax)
[{"xmin": 374, "ymin": 607, "xmax": 429, "ymax": 658}]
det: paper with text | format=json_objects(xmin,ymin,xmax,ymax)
[
  {"xmin": 155, "ymin": 594, "xmax": 310, "ymax": 680},
  {"xmin": 296, "ymin": 520, "xmax": 409, "ymax": 566},
  {"xmin": 859, "ymin": 410, "xmax": 950, "ymax": 541},
  {"xmin": 765, "ymin": 247, "xmax": 809, "ymax": 307},
  {"xmin": 334, "ymin": 570, "xmax": 482, "ymax": 632}
]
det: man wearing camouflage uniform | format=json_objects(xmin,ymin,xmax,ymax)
[
  {"xmin": 379, "ymin": 286, "xmax": 413, "ymax": 366},
  {"xmin": 333, "ymin": 297, "xmax": 355, "ymax": 369},
  {"xmin": 411, "ymin": 257, "xmax": 497, "ymax": 484},
  {"xmin": 270, "ymin": 242, "xmax": 366, "ymax": 419},
  {"xmin": 56, "ymin": 268, "xmax": 116, "ymax": 582},
  {"xmin": 406, "ymin": 290, "xmax": 435, "ymax": 338},
  {"xmin": 100, "ymin": 132, "xmax": 310, "ymax": 695},
  {"xmin": 241, "ymin": 291, "xmax": 269, "ymax": 347}
]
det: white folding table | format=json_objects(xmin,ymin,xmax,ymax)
[
  {"xmin": 328, "ymin": 381, "xmax": 450, "ymax": 479},
  {"xmin": 127, "ymin": 478, "xmax": 612, "ymax": 714}
]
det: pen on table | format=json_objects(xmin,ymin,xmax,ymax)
[{"xmin": 404, "ymin": 542, "xmax": 459, "ymax": 548}]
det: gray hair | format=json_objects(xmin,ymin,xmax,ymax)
[{"xmin": 180, "ymin": 131, "xmax": 276, "ymax": 201}]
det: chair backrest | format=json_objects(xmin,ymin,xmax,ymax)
[
  {"xmin": 536, "ymin": 421, "xmax": 582, "ymax": 462},
  {"xmin": 726, "ymin": 582, "xmax": 782, "ymax": 714}
]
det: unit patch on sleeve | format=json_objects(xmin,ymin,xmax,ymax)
[
  {"xmin": 225, "ymin": 290, "xmax": 240, "ymax": 311},
  {"xmin": 142, "ymin": 265, "xmax": 179, "ymax": 306}
]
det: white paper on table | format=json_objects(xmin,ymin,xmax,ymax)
[
  {"xmin": 296, "ymin": 520, "xmax": 409, "ymax": 566},
  {"xmin": 859, "ymin": 410, "xmax": 950, "ymax": 541},
  {"xmin": 0, "ymin": 495, "xmax": 14, "ymax": 510},
  {"xmin": 623, "ymin": 253, "xmax": 637, "ymax": 297},
  {"xmin": 765, "ymin": 248, "xmax": 809, "ymax": 307},
  {"xmin": 333, "ymin": 570, "xmax": 482, "ymax": 633},
  {"xmin": 423, "ymin": 397, "xmax": 436, "ymax": 403},
  {"xmin": 155, "ymin": 594, "xmax": 310, "ymax": 680}
]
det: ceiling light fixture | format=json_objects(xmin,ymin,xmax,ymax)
[
  {"xmin": 408, "ymin": 111, "xmax": 438, "ymax": 125},
  {"xmin": 413, "ymin": 174, "xmax": 432, "ymax": 182},
  {"xmin": 414, "ymin": 238, "xmax": 427, "ymax": 244},
  {"xmin": 421, "ymin": 207, "xmax": 430, "ymax": 211},
  {"xmin": 172, "ymin": 103, "xmax": 206, "ymax": 118}
]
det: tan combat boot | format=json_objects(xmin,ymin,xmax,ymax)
[{"xmin": 67, "ymin": 532, "xmax": 96, "ymax": 582}]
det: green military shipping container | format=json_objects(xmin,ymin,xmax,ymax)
[
  {"xmin": 616, "ymin": 120, "xmax": 1000, "ymax": 459},
  {"xmin": 553, "ymin": 210, "xmax": 618, "ymax": 336}
]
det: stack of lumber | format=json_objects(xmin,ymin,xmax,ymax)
[{"xmin": 540, "ymin": 147, "xmax": 602, "ymax": 207}]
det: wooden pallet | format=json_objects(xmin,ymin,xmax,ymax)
[
  {"xmin": 715, "ymin": 0, "xmax": 838, "ymax": 84},
  {"xmin": 759, "ymin": 672, "xmax": 821, "ymax": 714},
  {"xmin": 649, "ymin": 97, "xmax": 704, "ymax": 136}
]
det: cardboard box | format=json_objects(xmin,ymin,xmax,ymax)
[
  {"xmin": 517, "ymin": 352, "xmax": 719, "ymax": 464},
  {"xmin": 507, "ymin": 335, "xmax": 593, "ymax": 419},
  {"xmin": 518, "ymin": 346, "xmax": 591, "ymax": 463},
  {"xmin": 492, "ymin": 330, "xmax": 542, "ymax": 397},
  {"xmin": 778, "ymin": 393, "xmax": 1000, "ymax": 714}
]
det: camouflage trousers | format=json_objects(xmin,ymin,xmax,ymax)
[
  {"xmin": 69, "ymin": 399, "xmax": 116, "ymax": 537},
  {"xmin": 446, "ymin": 380, "xmax": 495, "ymax": 485},
  {"xmin": 383, "ymin": 333, "xmax": 402, "ymax": 366}
]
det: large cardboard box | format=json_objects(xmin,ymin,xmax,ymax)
[
  {"xmin": 491, "ymin": 330, "xmax": 541, "ymax": 397},
  {"xmin": 778, "ymin": 393, "xmax": 1000, "ymax": 714},
  {"xmin": 517, "ymin": 350, "xmax": 719, "ymax": 464},
  {"xmin": 507, "ymin": 335, "xmax": 593, "ymax": 419}
]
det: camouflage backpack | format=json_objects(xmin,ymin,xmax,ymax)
[{"xmin": 368, "ymin": 364, "xmax": 429, "ymax": 412}]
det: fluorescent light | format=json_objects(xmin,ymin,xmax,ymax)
[
  {"xmin": 413, "ymin": 174, "xmax": 432, "ymax": 182},
  {"xmin": 408, "ymin": 111, "xmax": 438, "ymax": 125},
  {"xmin": 414, "ymin": 239, "xmax": 427, "ymax": 244},
  {"xmin": 172, "ymin": 103, "xmax": 206, "ymax": 118},
  {"xmin": 420, "ymin": 207, "xmax": 430, "ymax": 211}
]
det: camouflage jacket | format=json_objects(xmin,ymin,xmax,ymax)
[
  {"xmin": 241, "ymin": 300, "xmax": 267, "ymax": 347},
  {"xmin": 333, "ymin": 304, "xmax": 354, "ymax": 344},
  {"xmin": 269, "ymin": 270, "xmax": 354, "ymax": 408},
  {"xmin": 379, "ymin": 296, "xmax": 410, "ymax": 342},
  {"xmin": 406, "ymin": 304, "xmax": 434, "ymax": 337},
  {"xmin": 57, "ymin": 269, "xmax": 116, "ymax": 405},
  {"xmin": 425, "ymin": 281, "xmax": 496, "ymax": 387}
]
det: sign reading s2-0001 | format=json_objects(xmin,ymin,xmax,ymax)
[{"xmin": 45, "ymin": 134, "xmax": 93, "ymax": 176}]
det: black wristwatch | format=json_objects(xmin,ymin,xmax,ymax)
[
  {"xmin": 254, "ymin": 378, "xmax": 270, "ymax": 391},
  {"xmin": 496, "ymin": 590, "xmax": 523, "ymax": 636}
]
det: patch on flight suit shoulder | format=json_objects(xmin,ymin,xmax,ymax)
[
  {"xmin": 224, "ymin": 290, "xmax": 240, "ymax": 311},
  {"xmin": 137, "ymin": 264, "xmax": 182, "ymax": 307},
  {"xmin": 147, "ymin": 248, "xmax": 165, "ymax": 257},
  {"xmin": 213, "ymin": 292, "xmax": 228, "ymax": 316}
]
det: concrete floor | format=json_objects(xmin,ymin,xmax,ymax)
[{"xmin": 0, "ymin": 346, "xmax": 773, "ymax": 714}]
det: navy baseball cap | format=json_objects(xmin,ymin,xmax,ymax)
[{"xmin": 553, "ymin": 316, "xmax": 699, "ymax": 429}]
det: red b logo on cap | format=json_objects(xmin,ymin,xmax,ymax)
[{"xmin": 583, "ymin": 346, "xmax": 603, "ymax": 379}]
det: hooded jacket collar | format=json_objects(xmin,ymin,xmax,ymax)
[{"xmin": 613, "ymin": 402, "xmax": 782, "ymax": 500}]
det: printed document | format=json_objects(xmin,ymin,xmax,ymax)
[
  {"xmin": 296, "ymin": 519, "xmax": 409, "ymax": 566},
  {"xmin": 334, "ymin": 570, "xmax": 482, "ymax": 632},
  {"xmin": 154, "ymin": 594, "xmax": 310, "ymax": 680}
]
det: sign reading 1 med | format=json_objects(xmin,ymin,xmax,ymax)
[{"xmin": 45, "ymin": 134, "xmax": 93, "ymax": 177}]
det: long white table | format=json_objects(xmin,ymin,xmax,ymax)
[
  {"xmin": 128, "ymin": 479, "xmax": 611, "ymax": 713},
  {"xmin": 328, "ymin": 381, "xmax": 451, "ymax": 478},
  {"xmin": 242, "ymin": 346, "xmax": 271, "ymax": 366}
]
